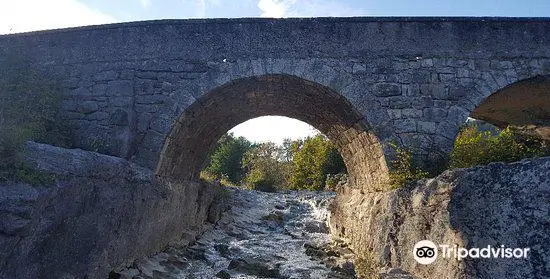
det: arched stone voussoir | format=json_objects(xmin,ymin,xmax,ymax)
[{"xmin": 156, "ymin": 74, "xmax": 391, "ymax": 192}]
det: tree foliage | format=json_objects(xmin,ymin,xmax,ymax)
[
  {"xmin": 203, "ymin": 133, "xmax": 252, "ymax": 184},
  {"xmin": 387, "ymin": 143, "xmax": 429, "ymax": 189},
  {"xmin": 202, "ymin": 134, "xmax": 347, "ymax": 192},
  {"xmin": 242, "ymin": 142, "xmax": 291, "ymax": 192},
  {"xmin": 450, "ymin": 125, "xmax": 549, "ymax": 169},
  {"xmin": 289, "ymin": 135, "xmax": 346, "ymax": 191}
]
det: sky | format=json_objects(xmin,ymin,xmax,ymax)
[{"xmin": 1, "ymin": 0, "xmax": 549, "ymax": 143}]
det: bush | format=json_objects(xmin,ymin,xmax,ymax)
[
  {"xmin": 450, "ymin": 125, "xmax": 549, "ymax": 169},
  {"xmin": 0, "ymin": 52, "xmax": 66, "ymax": 185},
  {"xmin": 289, "ymin": 135, "xmax": 346, "ymax": 191},
  {"xmin": 203, "ymin": 133, "xmax": 253, "ymax": 184},
  {"xmin": 388, "ymin": 144, "xmax": 429, "ymax": 189},
  {"xmin": 242, "ymin": 143, "xmax": 289, "ymax": 192}
]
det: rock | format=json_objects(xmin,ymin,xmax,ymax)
[
  {"xmin": 0, "ymin": 142, "xmax": 225, "ymax": 279},
  {"xmin": 330, "ymin": 156, "xmax": 550, "ymax": 279},
  {"xmin": 303, "ymin": 220, "xmax": 329, "ymax": 234},
  {"xmin": 215, "ymin": 270, "xmax": 230, "ymax": 279},
  {"xmin": 379, "ymin": 267, "xmax": 417, "ymax": 279},
  {"xmin": 261, "ymin": 211, "xmax": 284, "ymax": 226},
  {"xmin": 228, "ymin": 258, "xmax": 280, "ymax": 278}
]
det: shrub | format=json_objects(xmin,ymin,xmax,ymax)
[
  {"xmin": 387, "ymin": 144, "xmax": 429, "ymax": 189},
  {"xmin": 0, "ymin": 51, "xmax": 66, "ymax": 185},
  {"xmin": 450, "ymin": 125, "xmax": 549, "ymax": 169},
  {"xmin": 203, "ymin": 133, "xmax": 253, "ymax": 184},
  {"xmin": 199, "ymin": 171, "xmax": 238, "ymax": 188},
  {"xmin": 242, "ymin": 143, "xmax": 289, "ymax": 192},
  {"xmin": 289, "ymin": 135, "xmax": 346, "ymax": 191}
]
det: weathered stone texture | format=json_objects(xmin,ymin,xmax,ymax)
[
  {"xmin": 330, "ymin": 156, "xmax": 550, "ymax": 279},
  {"xmin": 0, "ymin": 142, "xmax": 225, "ymax": 279},
  {"xmin": 0, "ymin": 18, "xmax": 549, "ymax": 178},
  {"xmin": 1, "ymin": 18, "xmax": 549, "ymax": 278}
]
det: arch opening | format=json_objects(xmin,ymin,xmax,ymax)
[
  {"xmin": 156, "ymin": 74, "xmax": 389, "ymax": 191},
  {"xmin": 449, "ymin": 75, "xmax": 550, "ymax": 169},
  {"xmin": 471, "ymin": 75, "xmax": 550, "ymax": 140}
]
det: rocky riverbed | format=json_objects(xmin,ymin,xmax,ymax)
[{"xmin": 111, "ymin": 188, "xmax": 356, "ymax": 279}]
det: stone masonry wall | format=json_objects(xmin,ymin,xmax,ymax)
[{"xmin": 0, "ymin": 18, "xmax": 549, "ymax": 179}]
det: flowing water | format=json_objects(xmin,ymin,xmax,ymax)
[{"xmin": 113, "ymin": 188, "xmax": 356, "ymax": 279}]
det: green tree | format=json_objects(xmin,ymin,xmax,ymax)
[
  {"xmin": 242, "ymin": 142, "xmax": 291, "ymax": 192},
  {"xmin": 387, "ymin": 143, "xmax": 429, "ymax": 189},
  {"xmin": 450, "ymin": 125, "xmax": 549, "ymax": 169},
  {"xmin": 289, "ymin": 135, "xmax": 346, "ymax": 191},
  {"xmin": 203, "ymin": 133, "xmax": 252, "ymax": 184}
]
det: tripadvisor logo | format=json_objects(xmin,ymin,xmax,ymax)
[{"xmin": 412, "ymin": 240, "xmax": 530, "ymax": 265}]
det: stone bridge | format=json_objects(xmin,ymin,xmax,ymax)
[
  {"xmin": 1, "ymin": 17, "xmax": 550, "ymax": 191},
  {"xmin": 2, "ymin": 17, "xmax": 550, "ymax": 278}
]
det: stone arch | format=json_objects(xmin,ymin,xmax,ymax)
[
  {"xmin": 156, "ymin": 74, "xmax": 389, "ymax": 191},
  {"xmin": 470, "ymin": 75, "xmax": 550, "ymax": 139}
]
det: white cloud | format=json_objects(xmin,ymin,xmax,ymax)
[
  {"xmin": 197, "ymin": 0, "xmax": 206, "ymax": 17},
  {"xmin": 140, "ymin": 0, "xmax": 151, "ymax": 8},
  {"xmin": 0, "ymin": 0, "xmax": 115, "ymax": 34},
  {"xmin": 257, "ymin": 0, "xmax": 292, "ymax": 18},
  {"xmin": 181, "ymin": 0, "xmax": 209, "ymax": 18},
  {"xmin": 257, "ymin": 0, "xmax": 364, "ymax": 18}
]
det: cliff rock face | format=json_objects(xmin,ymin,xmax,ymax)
[
  {"xmin": 330, "ymin": 157, "xmax": 550, "ymax": 279},
  {"xmin": 0, "ymin": 142, "xmax": 225, "ymax": 279}
]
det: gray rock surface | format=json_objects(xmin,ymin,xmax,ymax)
[
  {"xmin": 330, "ymin": 156, "xmax": 550, "ymax": 279},
  {"xmin": 112, "ymin": 189, "xmax": 354, "ymax": 279},
  {"xmin": 0, "ymin": 142, "xmax": 225, "ymax": 279}
]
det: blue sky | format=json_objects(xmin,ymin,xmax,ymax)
[
  {"xmin": 1, "ymin": 0, "xmax": 548, "ymax": 143},
  {"xmin": 86, "ymin": 0, "xmax": 550, "ymax": 21}
]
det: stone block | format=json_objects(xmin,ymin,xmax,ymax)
[
  {"xmin": 107, "ymin": 80, "xmax": 134, "ymax": 97},
  {"xmin": 417, "ymin": 121, "xmax": 437, "ymax": 134},
  {"xmin": 109, "ymin": 109, "xmax": 129, "ymax": 126},
  {"xmin": 93, "ymin": 83, "xmax": 108, "ymax": 96},
  {"xmin": 421, "ymin": 83, "xmax": 448, "ymax": 99},
  {"xmin": 387, "ymin": 109, "xmax": 402, "ymax": 119},
  {"xmin": 374, "ymin": 83, "xmax": 401, "ymax": 97},
  {"xmin": 93, "ymin": 70, "xmax": 118, "ymax": 81},
  {"xmin": 401, "ymin": 108, "xmax": 422, "ymax": 118},
  {"xmin": 137, "ymin": 113, "xmax": 153, "ymax": 132},
  {"xmin": 352, "ymin": 63, "xmax": 367, "ymax": 73},
  {"xmin": 77, "ymin": 101, "xmax": 99, "ymax": 114},
  {"xmin": 423, "ymin": 107, "xmax": 448, "ymax": 120},
  {"xmin": 394, "ymin": 119, "xmax": 417, "ymax": 133}
]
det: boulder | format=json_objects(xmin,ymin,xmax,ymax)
[
  {"xmin": 0, "ymin": 142, "xmax": 226, "ymax": 279},
  {"xmin": 330, "ymin": 156, "xmax": 550, "ymax": 279}
]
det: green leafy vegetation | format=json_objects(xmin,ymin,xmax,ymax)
[
  {"xmin": 288, "ymin": 135, "xmax": 346, "ymax": 191},
  {"xmin": 387, "ymin": 143, "xmax": 429, "ymax": 189},
  {"xmin": 242, "ymin": 142, "xmax": 290, "ymax": 192},
  {"xmin": 203, "ymin": 133, "xmax": 252, "ymax": 185},
  {"xmin": 201, "ymin": 134, "xmax": 347, "ymax": 192},
  {"xmin": 388, "ymin": 124, "xmax": 550, "ymax": 189},
  {"xmin": 0, "ymin": 52, "xmax": 67, "ymax": 185},
  {"xmin": 449, "ymin": 125, "xmax": 549, "ymax": 169}
]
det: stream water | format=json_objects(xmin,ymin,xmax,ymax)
[{"xmin": 112, "ymin": 188, "xmax": 356, "ymax": 279}]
